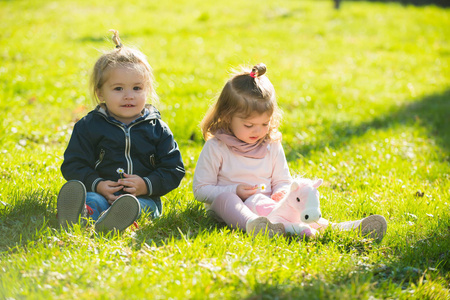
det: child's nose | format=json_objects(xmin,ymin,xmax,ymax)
[{"xmin": 124, "ymin": 91, "xmax": 134, "ymax": 99}]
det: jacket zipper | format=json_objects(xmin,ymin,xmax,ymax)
[
  {"xmin": 99, "ymin": 114, "xmax": 150, "ymax": 175},
  {"xmin": 118, "ymin": 122, "xmax": 141, "ymax": 174},
  {"xmin": 123, "ymin": 127, "xmax": 133, "ymax": 174}
]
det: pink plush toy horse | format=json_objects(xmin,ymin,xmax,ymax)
[{"xmin": 245, "ymin": 178, "xmax": 323, "ymax": 236}]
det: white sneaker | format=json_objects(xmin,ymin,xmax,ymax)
[
  {"xmin": 95, "ymin": 195, "xmax": 140, "ymax": 233},
  {"xmin": 246, "ymin": 216, "xmax": 285, "ymax": 238},
  {"xmin": 333, "ymin": 214, "xmax": 387, "ymax": 242}
]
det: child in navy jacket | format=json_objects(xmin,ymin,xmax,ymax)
[{"xmin": 57, "ymin": 30, "xmax": 185, "ymax": 233}]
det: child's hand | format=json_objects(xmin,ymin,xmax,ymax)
[
  {"xmin": 97, "ymin": 180, "xmax": 124, "ymax": 204},
  {"xmin": 118, "ymin": 173, "xmax": 148, "ymax": 197},
  {"xmin": 271, "ymin": 190, "xmax": 287, "ymax": 202},
  {"xmin": 236, "ymin": 184, "xmax": 258, "ymax": 201}
]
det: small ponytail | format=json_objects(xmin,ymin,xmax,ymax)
[
  {"xmin": 249, "ymin": 63, "xmax": 267, "ymax": 78},
  {"xmin": 109, "ymin": 29, "xmax": 123, "ymax": 49}
]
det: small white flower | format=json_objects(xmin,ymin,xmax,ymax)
[
  {"xmin": 259, "ymin": 184, "xmax": 266, "ymax": 192},
  {"xmin": 116, "ymin": 168, "xmax": 125, "ymax": 178}
]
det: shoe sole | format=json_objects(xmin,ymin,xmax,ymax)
[
  {"xmin": 95, "ymin": 195, "xmax": 140, "ymax": 233},
  {"xmin": 359, "ymin": 214, "xmax": 387, "ymax": 242},
  {"xmin": 247, "ymin": 217, "xmax": 285, "ymax": 238},
  {"xmin": 57, "ymin": 180, "xmax": 86, "ymax": 227}
]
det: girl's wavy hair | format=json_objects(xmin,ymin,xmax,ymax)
[
  {"xmin": 201, "ymin": 63, "xmax": 282, "ymax": 142},
  {"xmin": 90, "ymin": 29, "xmax": 158, "ymax": 105}
]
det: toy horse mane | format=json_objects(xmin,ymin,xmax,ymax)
[
  {"xmin": 296, "ymin": 177, "xmax": 322, "ymax": 187},
  {"xmin": 277, "ymin": 177, "xmax": 321, "ymax": 205}
]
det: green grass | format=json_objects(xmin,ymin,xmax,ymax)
[{"xmin": 1, "ymin": 0, "xmax": 449, "ymax": 299}]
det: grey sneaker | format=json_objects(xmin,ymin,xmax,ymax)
[
  {"xmin": 333, "ymin": 214, "xmax": 387, "ymax": 242},
  {"xmin": 94, "ymin": 195, "xmax": 140, "ymax": 233},
  {"xmin": 57, "ymin": 180, "xmax": 88, "ymax": 228},
  {"xmin": 246, "ymin": 216, "xmax": 285, "ymax": 238},
  {"xmin": 359, "ymin": 215, "xmax": 387, "ymax": 242}
]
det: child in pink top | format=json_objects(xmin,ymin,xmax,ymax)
[{"xmin": 193, "ymin": 63, "xmax": 387, "ymax": 240}]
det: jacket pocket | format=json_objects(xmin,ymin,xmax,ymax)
[
  {"xmin": 95, "ymin": 149, "xmax": 105, "ymax": 169},
  {"xmin": 149, "ymin": 154, "xmax": 156, "ymax": 168}
]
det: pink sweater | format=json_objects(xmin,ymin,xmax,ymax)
[{"xmin": 193, "ymin": 137, "xmax": 292, "ymax": 207}]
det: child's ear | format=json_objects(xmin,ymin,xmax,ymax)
[{"xmin": 96, "ymin": 89, "xmax": 104, "ymax": 102}]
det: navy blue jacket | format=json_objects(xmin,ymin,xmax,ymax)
[{"xmin": 61, "ymin": 104, "xmax": 185, "ymax": 202}]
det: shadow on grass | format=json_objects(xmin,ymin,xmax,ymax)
[
  {"xmin": 391, "ymin": 221, "xmax": 450, "ymax": 272},
  {"xmin": 0, "ymin": 190, "xmax": 221, "ymax": 251},
  {"xmin": 132, "ymin": 199, "xmax": 224, "ymax": 246},
  {"xmin": 243, "ymin": 220, "xmax": 450, "ymax": 299},
  {"xmin": 0, "ymin": 190, "xmax": 56, "ymax": 251},
  {"xmin": 286, "ymin": 89, "xmax": 450, "ymax": 161}
]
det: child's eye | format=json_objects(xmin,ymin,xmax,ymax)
[
  {"xmin": 263, "ymin": 123, "xmax": 269, "ymax": 127},
  {"xmin": 114, "ymin": 87, "xmax": 123, "ymax": 91},
  {"xmin": 244, "ymin": 125, "xmax": 253, "ymax": 128},
  {"xmin": 133, "ymin": 86, "xmax": 142, "ymax": 91}
]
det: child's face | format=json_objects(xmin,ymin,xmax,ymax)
[
  {"xmin": 229, "ymin": 112, "xmax": 271, "ymax": 144},
  {"xmin": 97, "ymin": 66, "xmax": 149, "ymax": 125}
]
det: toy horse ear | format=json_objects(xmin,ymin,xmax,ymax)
[
  {"xmin": 290, "ymin": 181, "xmax": 299, "ymax": 191},
  {"xmin": 313, "ymin": 179, "xmax": 323, "ymax": 188}
]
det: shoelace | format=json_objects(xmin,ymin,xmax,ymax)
[
  {"xmin": 56, "ymin": 205, "xmax": 94, "ymax": 218},
  {"xmin": 86, "ymin": 205, "xmax": 94, "ymax": 215}
]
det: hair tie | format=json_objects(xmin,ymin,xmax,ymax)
[
  {"xmin": 249, "ymin": 72, "xmax": 256, "ymax": 78},
  {"xmin": 109, "ymin": 29, "xmax": 123, "ymax": 49}
]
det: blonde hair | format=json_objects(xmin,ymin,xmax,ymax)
[
  {"xmin": 90, "ymin": 29, "xmax": 158, "ymax": 105},
  {"xmin": 201, "ymin": 63, "xmax": 282, "ymax": 142}
]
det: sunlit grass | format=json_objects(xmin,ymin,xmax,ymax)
[{"xmin": 0, "ymin": 0, "xmax": 449, "ymax": 299}]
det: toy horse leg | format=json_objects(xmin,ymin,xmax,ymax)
[
  {"xmin": 309, "ymin": 217, "xmax": 330, "ymax": 232},
  {"xmin": 284, "ymin": 222, "xmax": 317, "ymax": 237}
]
